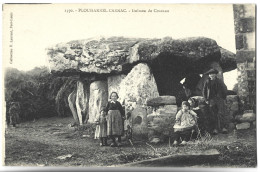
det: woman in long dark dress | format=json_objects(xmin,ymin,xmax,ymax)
[{"xmin": 105, "ymin": 92, "xmax": 125, "ymax": 147}]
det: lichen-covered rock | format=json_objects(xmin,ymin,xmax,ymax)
[
  {"xmin": 88, "ymin": 81, "xmax": 108, "ymax": 123},
  {"xmin": 146, "ymin": 96, "xmax": 176, "ymax": 106},
  {"xmin": 47, "ymin": 37, "xmax": 236, "ymax": 74},
  {"xmin": 118, "ymin": 63, "xmax": 159, "ymax": 111},
  {"xmin": 107, "ymin": 74, "xmax": 126, "ymax": 100},
  {"xmin": 236, "ymin": 122, "xmax": 250, "ymax": 130}
]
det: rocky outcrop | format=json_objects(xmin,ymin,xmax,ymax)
[{"xmin": 88, "ymin": 81, "xmax": 108, "ymax": 123}]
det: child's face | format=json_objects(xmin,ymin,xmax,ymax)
[
  {"xmin": 182, "ymin": 105, "xmax": 189, "ymax": 111},
  {"xmin": 111, "ymin": 93, "xmax": 118, "ymax": 101}
]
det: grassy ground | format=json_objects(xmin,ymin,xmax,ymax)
[{"xmin": 4, "ymin": 116, "xmax": 257, "ymax": 167}]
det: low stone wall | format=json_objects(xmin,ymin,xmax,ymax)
[{"xmin": 146, "ymin": 96, "xmax": 177, "ymax": 143}]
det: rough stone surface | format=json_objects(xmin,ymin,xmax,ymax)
[
  {"xmin": 147, "ymin": 105, "xmax": 177, "ymax": 142},
  {"xmin": 146, "ymin": 96, "xmax": 176, "ymax": 106},
  {"xmin": 88, "ymin": 81, "xmax": 108, "ymax": 123},
  {"xmin": 47, "ymin": 37, "xmax": 236, "ymax": 74},
  {"xmin": 131, "ymin": 107, "xmax": 148, "ymax": 140},
  {"xmin": 226, "ymin": 95, "xmax": 239, "ymax": 121},
  {"xmin": 107, "ymin": 74, "xmax": 126, "ymax": 101},
  {"xmin": 236, "ymin": 122, "xmax": 250, "ymax": 130},
  {"xmin": 219, "ymin": 47, "xmax": 237, "ymax": 72},
  {"xmin": 241, "ymin": 113, "xmax": 256, "ymax": 122},
  {"xmin": 118, "ymin": 63, "xmax": 159, "ymax": 113}
]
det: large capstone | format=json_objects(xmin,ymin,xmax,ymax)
[
  {"xmin": 88, "ymin": 80, "xmax": 108, "ymax": 123},
  {"xmin": 47, "ymin": 37, "xmax": 236, "ymax": 75},
  {"xmin": 47, "ymin": 36, "xmax": 236, "ymax": 105}
]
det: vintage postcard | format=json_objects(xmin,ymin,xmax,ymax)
[{"xmin": 1, "ymin": 3, "xmax": 257, "ymax": 170}]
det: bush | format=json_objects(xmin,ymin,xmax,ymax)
[{"xmin": 4, "ymin": 67, "xmax": 77, "ymax": 122}]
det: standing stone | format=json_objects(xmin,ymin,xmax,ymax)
[
  {"xmin": 118, "ymin": 63, "xmax": 159, "ymax": 111},
  {"xmin": 236, "ymin": 122, "xmax": 250, "ymax": 130},
  {"xmin": 75, "ymin": 81, "xmax": 88, "ymax": 125},
  {"xmin": 131, "ymin": 107, "xmax": 148, "ymax": 140},
  {"xmin": 107, "ymin": 74, "xmax": 126, "ymax": 103},
  {"xmin": 68, "ymin": 90, "xmax": 79, "ymax": 124},
  {"xmin": 88, "ymin": 81, "xmax": 108, "ymax": 123}
]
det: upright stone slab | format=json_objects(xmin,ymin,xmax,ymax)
[
  {"xmin": 107, "ymin": 74, "xmax": 126, "ymax": 103},
  {"xmin": 131, "ymin": 107, "xmax": 148, "ymax": 140},
  {"xmin": 88, "ymin": 80, "xmax": 108, "ymax": 123},
  {"xmin": 75, "ymin": 81, "xmax": 89, "ymax": 125},
  {"xmin": 118, "ymin": 63, "xmax": 159, "ymax": 112}
]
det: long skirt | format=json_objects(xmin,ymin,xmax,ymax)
[{"xmin": 107, "ymin": 110, "xmax": 123, "ymax": 137}]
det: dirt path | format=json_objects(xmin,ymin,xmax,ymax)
[{"xmin": 4, "ymin": 116, "xmax": 257, "ymax": 167}]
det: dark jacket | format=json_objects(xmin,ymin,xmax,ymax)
[
  {"xmin": 202, "ymin": 78, "xmax": 227, "ymax": 101},
  {"xmin": 105, "ymin": 101, "xmax": 125, "ymax": 117}
]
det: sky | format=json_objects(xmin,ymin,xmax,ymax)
[{"xmin": 2, "ymin": 3, "xmax": 237, "ymax": 88}]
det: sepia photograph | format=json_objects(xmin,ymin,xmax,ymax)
[{"xmin": 1, "ymin": 2, "xmax": 257, "ymax": 170}]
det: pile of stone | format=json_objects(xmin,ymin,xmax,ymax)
[
  {"xmin": 146, "ymin": 96, "xmax": 178, "ymax": 143},
  {"xmin": 225, "ymin": 95, "xmax": 239, "ymax": 130},
  {"xmin": 226, "ymin": 95, "xmax": 256, "ymax": 130},
  {"xmin": 235, "ymin": 110, "xmax": 256, "ymax": 130}
]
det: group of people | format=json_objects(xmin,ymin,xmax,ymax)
[
  {"xmin": 172, "ymin": 68, "xmax": 228, "ymax": 146},
  {"xmin": 94, "ymin": 92, "xmax": 126, "ymax": 147},
  {"xmin": 94, "ymin": 68, "xmax": 228, "ymax": 147}
]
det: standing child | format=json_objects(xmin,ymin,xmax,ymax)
[
  {"xmin": 172, "ymin": 101, "xmax": 198, "ymax": 146},
  {"xmin": 94, "ymin": 107, "xmax": 108, "ymax": 146},
  {"xmin": 105, "ymin": 92, "xmax": 125, "ymax": 147}
]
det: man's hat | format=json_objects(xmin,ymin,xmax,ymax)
[{"xmin": 204, "ymin": 68, "xmax": 218, "ymax": 75}]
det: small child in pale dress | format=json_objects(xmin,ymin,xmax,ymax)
[{"xmin": 94, "ymin": 107, "xmax": 108, "ymax": 146}]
